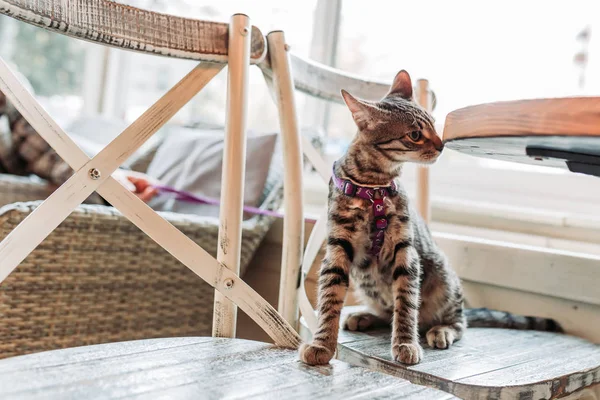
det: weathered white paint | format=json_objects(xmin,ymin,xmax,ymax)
[
  {"xmin": 0, "ymin": 60, "xmax": 224, "ymax": 283},
  {"xmin": 212, "ymin": 14, "xmax": 252, "ymax": 339},
  {"xmin": 0, "ymin": 337, "xmax": 454, "ymax": 399},
  {"xmin": 0, "ymin": 0, "xmax": 267, "ymax": 63},
  {"xmin": 335, "ymin": 312, "xmax": 600, "ymax": 400},
  {"xmin": 261, "ymin": 52, "xmax": 437, "ymax": 108},
  {"xmin": 267, "ymin": 31, "xmax": 305, "ymax": 329},
  {"xmin": 301, "ymin": 136, "xmax": 331, "ymax": 182},
  {"xmin": 0, "ymin": 47, "xmax": 300, "ymax": 349}
]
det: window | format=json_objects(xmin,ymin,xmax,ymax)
[
  {"xmin": 0, "ymin": 15, "xmax": 91, "ymax": 126},
  {"xmin": 105, "ymin": 0, "xmax": 318, "ymax": 133},
  {"xmin": 312, "ymin": 1, "xmax": 600, "ymax": 217}
]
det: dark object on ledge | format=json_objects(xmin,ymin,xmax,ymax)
[{"xmin": 526, "ymin": 147, "xmax": 600, "ymax": 178}]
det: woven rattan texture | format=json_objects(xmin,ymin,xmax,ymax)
[{"xmin": 0, "ymin": 150, "xmax": 282, "ymax": 358}]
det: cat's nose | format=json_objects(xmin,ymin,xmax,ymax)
[{"xmin": 435, "ymin": 142, "xmax": 444, "ymax": 152}]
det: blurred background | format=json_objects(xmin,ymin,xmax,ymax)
[{"xmin": 0, "ymin": 0, "xmax": 598, "ymax": 215}]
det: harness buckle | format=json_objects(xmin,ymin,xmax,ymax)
[{"xmin": 343, "ymin": 181, "xmax": 356, "ymax": 196}]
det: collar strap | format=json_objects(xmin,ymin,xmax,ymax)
[
  {"xmin": 332, "ymin": 162, "xmax": 396, "ymax": 257},
  {"xmin": 332, "ymin": 163, "xmax": 396, "ymax": 200}
]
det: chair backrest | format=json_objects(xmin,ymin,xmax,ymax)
[
  {"xmin": 0, "ymin": 0, "xmax": 266, "ymax": 63},
  {"xmin": 262, "ymin": 52, "xmax": 436, "ymax": 108}
]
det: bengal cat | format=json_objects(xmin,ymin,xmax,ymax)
[{"xmin": 299, "ymin": 70, "xmax": 562, "ymax": 366}]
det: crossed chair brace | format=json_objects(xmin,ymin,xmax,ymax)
[{"xmin": 0, "ymin": 14, "xmax": 304, "ymax": 348}]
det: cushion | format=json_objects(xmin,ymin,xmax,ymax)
[
  {"xmin": 65, "ymin": 115, "xmax": 162, "ymax": 169},
  {"xmin": 146, "ymin": 127, "xmax": 278, "ymax": 219}
]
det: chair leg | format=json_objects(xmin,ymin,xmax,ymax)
[
  {"xmin": 266, "ymin": 30, "xmax": 305, "ymax": 329},
  {"xmin": 97, "ymin": 179, "xmax": 301, "ymax": 349},
  {"xmin": 212, "ymin": 14, "xmax": 252, "ymax": 338},
  {"xmin": 416, "ymin": 79, "xmax": 433, "ymax": 224}
]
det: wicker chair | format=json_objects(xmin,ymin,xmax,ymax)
[{"xmin": 0, "ymin": 141, "xmax": 283, "ymax": 358}]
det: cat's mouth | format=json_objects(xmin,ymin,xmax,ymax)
[{"xmin": 417, "ymin": 151, "xmax": 442, "ymax": 164}]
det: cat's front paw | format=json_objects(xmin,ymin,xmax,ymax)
[
  {"xmin": 343, "ymin": 311, "xmax": 378, "ymax": 331},
  {"xmin": 299, "ymin": 342, "xmax": 334, "ymax": 365},
  {"xmin": 392, "ymin": 342, "xmax": 423, "ymax": 365},
  {"xmin": 426, "ymin": 326, "xmax": 456, "ymax": 349}
]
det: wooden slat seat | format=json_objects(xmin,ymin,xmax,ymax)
[
  {"xmin": 300, "ymin": 306, "xmax": 600, "ymax": 399},
  {"xmin": 0, "ymin": 337, "xmax": 457, "ymax": 399},
  {"xmin": 0, "ymin": 0, "xmax": 266, "ymax": 63}
]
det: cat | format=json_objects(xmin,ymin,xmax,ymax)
[{"xmin": 299, "ymin": 70, "xmax": 562, "ymax": 366}]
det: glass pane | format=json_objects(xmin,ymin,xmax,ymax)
[
  {"xmin": 337, "ymin": 0, "xmax": 596, "ymax": 119},
  {"xmin": 115, "ymin": 0, "xmax": 318, "ymax": 131},
  {"xmin": 0, "ymin": 16, "xmax": 90, "ymax": 126}
]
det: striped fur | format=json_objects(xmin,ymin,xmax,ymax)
[
  {"xmin": 466, "ymin": 308, "xmax": 563, "ymax": 332},
  {"xmin": 299, "ymin": 70, "xmax": 562, "ymax": 366}
]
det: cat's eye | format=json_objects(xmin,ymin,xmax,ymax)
[{"xmin": 408, "ymin": 131, "xmax": 422, "ymax": 142}]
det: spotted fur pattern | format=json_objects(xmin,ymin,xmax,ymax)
[{"xmin": 299, "ymin": 70, "xmax": 561, "ymax": 366}]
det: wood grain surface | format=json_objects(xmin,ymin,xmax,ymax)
[
  {"xmin": 443, "ymin": 98, "xmax": 600, "ymax": 169},
  {"xmin": 0, "ymin": 0, "xmax": 267, "ymax": 63},
  {"xmin": 334, "ymin": 306, "xmax": 600, "ymax": 399},
  {"xmin": 0, "ymin": 337, "xmax": 456, "ymax": 399}
]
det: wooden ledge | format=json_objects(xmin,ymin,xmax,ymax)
[
  {"xmin": 444, "ymin": 97, "xmax": 600, "ymax": 141},
  {"xmin": 443, "ymin": 98, "xmax": 600, "ymax": 171}
]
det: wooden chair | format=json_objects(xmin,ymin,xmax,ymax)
[
  {"xmin": 0, "ymin": 0, "xmax": 294, "ymax": 341},
  {"xmin": 0, "ymin": 141, "xmax": 286, "ymax": 358},
  {"xmin": 282, "ymin": 56, "xmax": 600, "ymax": 400},
  {"xmin": 0, "ymin": 3, "xmax": 459, "ymax": 398}
]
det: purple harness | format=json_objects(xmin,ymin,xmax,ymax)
[{"xmin": 332, "ymin": 164, "xmax": 397, "ymax": 257}]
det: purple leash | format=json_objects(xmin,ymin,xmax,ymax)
[{"xmin": 153, "ymin": 185, "xmax": 317, "ymax": 224}]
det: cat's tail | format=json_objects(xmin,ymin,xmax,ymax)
[{"xmin": 465, "ymin": 308, "xmax": 563, "ymax": 333}]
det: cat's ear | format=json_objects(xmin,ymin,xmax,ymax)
[
  {"xmin": 388, "ymin": 70, "xmax": 413, "ymax": 100},
  {"xmin": 341, "ymin": 89, "xmax": 378, "ymax": 130}
]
